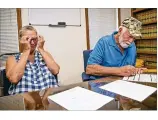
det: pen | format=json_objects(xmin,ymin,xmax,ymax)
[
  {"xmin": 133, "ymin": 74, "xmax": 136, "ymax": 81},
  {"xmin": 150, "ymin": 74, "xmax": 152, "ymax": 82},
  {"xmin": 138, "ymin": 73, "xmax": 140, "ymax": 82}
]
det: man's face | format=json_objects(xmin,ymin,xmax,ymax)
[{"xmin": 119, "ymin": 28, "xmax": 135, "ymax": 48}]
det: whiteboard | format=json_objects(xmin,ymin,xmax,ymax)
[{"xmin": 28, "ymin": 9, "xmax": 81, "ymax": 26}]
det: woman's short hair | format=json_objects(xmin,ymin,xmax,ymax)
[{"xmin": 19, "ymin": 25, "xmax": 37, "ymax": 40}]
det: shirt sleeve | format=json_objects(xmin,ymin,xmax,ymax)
[{"xmin": 87, "ymin": 38, "xmax": 105, "ymax": 65}]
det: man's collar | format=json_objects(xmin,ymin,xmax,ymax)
[
  {"xmin": 108, "ymin": 31, "xmax": 133, "ymax": 48},
  {"xmin": 108, "ymin": 31, "xmax": 118, "ymax": 47}
]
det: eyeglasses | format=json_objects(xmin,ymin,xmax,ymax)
[
  {"xmin": 26, "ymin": 37, "xmax": 38, "ymax": 42},
  {"xmin": 30, "ymin": 38, "xmax": 38, "ymax": 42}
]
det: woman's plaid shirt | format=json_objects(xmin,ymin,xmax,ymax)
[{"xmin": 9, "ymin": 51, "xmax": 58, "ymax": 95}]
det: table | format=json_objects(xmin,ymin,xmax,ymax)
[
  {"xmin": 0, "ymin": 76, "xmax": 156, "ymax": 110},
  {"xmin": 90, "ymin": 76, "xmax": 157, "ymax": 110},
  {"xmin": 0, "ymin": 79, "xmax": 118, "ymax": 110}
]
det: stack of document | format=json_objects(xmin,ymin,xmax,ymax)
[
  {"xmin": 48, "ymin": 86, "xmax": 114, "ymax": 110},
  {"xmin": 0, "ymin": 66, "xmax": 5, "ymax": 70},
  {"xmin": 122, "ymin": 74, "xmax": 157, "ymax": 83}
]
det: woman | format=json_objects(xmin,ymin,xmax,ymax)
[{"xmin": 6, "ymin": 25, "xmax": 60, "ymax": 95}]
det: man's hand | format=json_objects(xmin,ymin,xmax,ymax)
[
  {"xmin": 20, "ymin": 36, "xmax": 31, "ymax": 52},
  {"xmin": 118, "ymin": 65, "xmax": 136, "ymax": 77},
  {"xmin": 135, "ymin": 67, "xmax": 147, "ymax": 74},
  {"xmin": 118, "ymin": 65, "xmax": 147, "ymax": 77},
  {"xmin": 37, "ymin": 35, "xmax": 45, "ymax": 51}
]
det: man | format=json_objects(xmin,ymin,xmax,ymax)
[
  {"xmin": 86, "ymin": 17, "xmax": 146, "ymax": 80},
  {"xmin": 86, "ymin": 17, "xmax": 148, "ymax": 105}
]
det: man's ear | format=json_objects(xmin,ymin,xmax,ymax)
[{"xmin": 118, "ymin": 26, "xmax": 123, "ymax": 35}]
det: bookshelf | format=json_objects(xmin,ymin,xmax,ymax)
[{"xmin": 131, "ymin": 8, "xmax": 157, "ymax": 69}]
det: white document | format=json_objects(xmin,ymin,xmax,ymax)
[
  {"xmin": 48, "ymin": 86, "xmax": 114, "ymax": 110},
  {"xmin": 100, "ymin": 80, "xmax": 157, "ymax": 102},
  {"xmin": 151, "ymin": 74, "xmax": 157, "ymax": 82},
  {"xmin": 0, "ymin": 66, "xmax": 5, "ymax": 70},
  {"xmin": 134, "ymin": 74, "xmax": 140, "ymax": 82},
  {"xmin": 123, "ymin": 74, "xmax": 157, "ymax": 83}
]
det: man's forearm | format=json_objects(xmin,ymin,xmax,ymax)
[
  {"xmin": 86, "ymin": 64, "xmax": 120, "ymax": 76},
  {"xmin": 38, "ymin": 48, "xmax": 59, "ymax": 75}
]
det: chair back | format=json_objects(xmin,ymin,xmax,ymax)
[
  {"xmin": 83, "ymin": 50, "xmax": 93, "ymax": 72},
  {"xmin": 1, "ymin": 69, "xmax": 11, "ymax": 96},
  {"xmin": 82, "ymin": 50, "xmax": 93, "ymax": 81}
]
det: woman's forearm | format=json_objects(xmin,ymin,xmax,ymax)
[
  {"xmin": 38, "ymin": 48, "xmax": 60, "ymax": 75},
  {"xmin": 7, "ymin": 51, "xmax": 30, "ymax": 83}
]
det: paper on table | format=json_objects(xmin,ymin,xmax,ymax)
[
  {"xmin": 151, "ymin": 74, "xmax": 157, "ymax": 82},
  {"xmin": 48, "ymin": 86, "xmax": 114, "ymax": 110},
  {"xmin": 100, "ymin": 80, "xmax": 157, "ymax": 102},
  {"xmin": 134, "ymin": 74, "xmax": 140, "ymax": 81},
  {"xmin": 0, "ymin": 66, "xmax": 5, "ymax": 70},
  {"xmin": 141, "ymin": 74, "xmax": 152, "ymax": 82},
  {"xmin": 123, "ymin": 74, "xmax": 157, "ymax": 83}
]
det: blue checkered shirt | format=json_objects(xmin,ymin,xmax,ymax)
[{"xmin": 8, "ymin": 51, "xmax": 58, "ymax": 95}]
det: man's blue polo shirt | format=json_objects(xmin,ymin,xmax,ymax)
[{"xmin": 87, "ymin": 31, "xmax": 137, "ymax": 80}]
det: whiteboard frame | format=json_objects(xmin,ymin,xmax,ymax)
[{"xmin": 28, "ymin": 9, "xmax": 82, "ymax": 27}]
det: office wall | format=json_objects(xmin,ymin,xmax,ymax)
[
  {"xmin": 21, "ymin": 9, "xmax": 87, "ymax": 85},
  {"xmin": 120, "ymin": 8, "xmax": 131, "ymax": 23},
  {"xmin": 21, "ymin": 8, "xmax": 130, "ymax": 86},
  {"xmin": 88, "ymin": 8, "xmax": 118, "ymax": 49}
]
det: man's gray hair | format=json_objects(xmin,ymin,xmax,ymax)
[{"xmin": 119, "ymin": 26, "xmax": 128, "ymax": 33}]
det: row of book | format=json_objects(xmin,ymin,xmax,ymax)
[
  {"xmin": 136, "ymin": 39, "xmax": 157, "ymax": 48},
  {"xmin": 141, "ymin": 25, "xmax": 157, "ymax": 38},
  {"xmin": 145, "ymin": 61, "xmax": 157, "ymax": 68},
  {"xmin": 137, "ymin": 47, "xmax": 157, "ymax": 53},
  {"xmin": 136, "ymin": 9, "xmax": 157, "ymax": 24},
  {"xmin": 137, "ymin": 54, "xmax": 157, "ymax": 62},
  {"xmin": 137, "ymin": 54, "xmax": 157, "ymax": 68}
]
